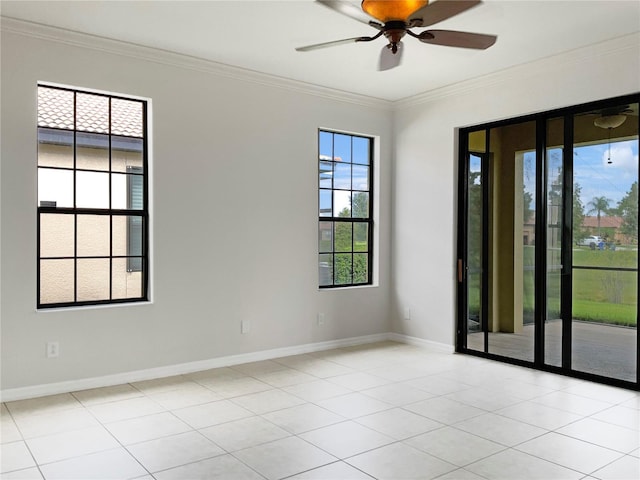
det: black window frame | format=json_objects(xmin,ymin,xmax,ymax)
[
  {"xmin": 37, "ymin": 84, "xmax": 149, "ymax": 309},
  {"xmin": 318, "ymin": 129, "xmax": 374, "ymax": 288}
]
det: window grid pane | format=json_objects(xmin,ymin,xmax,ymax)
[
  {"xmin": 37, "ymin": 85, "xmax": 148, "ymax": 308},
  {"xmin": 318, "ymin": 130, "xmax": 373, "ymax": 288}
]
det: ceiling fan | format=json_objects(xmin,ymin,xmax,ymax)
[
  {"xmin": 585, "ymin": 104, "xmax": 637, "ymax": 164},
  {"xmin": 589, "ymin": 105, "xmax": 636, "ymax": 129},
  {"xmin": 296, "ymin": 0, "xmax": 497, "ymax": 70}
]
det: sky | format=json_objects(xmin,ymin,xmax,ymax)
[
  {"xmin": 574, "ymin": 139, "xmax": 638, "ymax": 208},
  {"xmin": 319, "ymin": 131, "xmax": 371, "ymax": 216},
  {"xmin": 523, "ymin": 139, "xmax": 639, "ymax": 211}
]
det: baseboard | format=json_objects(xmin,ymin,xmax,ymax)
[
  {"xmin": 1, "ymin": 332, "xmax": 454, "ymax": 402},
  {"xmin": 1, "ymin": 332, "xmax": 394, "ymax": 402},
  {"xmin": 387, "ymin": 332, "xmax": 455, "ymax": 354}
]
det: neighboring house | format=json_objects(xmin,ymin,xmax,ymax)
[
  {"xmin": 581, "ymin": 215, "xmax": 635, "ymax": 244},
  {"xmin": 521, "ymin": 214, "xmax": 639, "ymax": 246},
  {"xmin": 523, "ymin": 213, "xmax": 536, "ymax": 246},
  {"xmin": 37, "ymin": 87, "xmax": 144, "ymax": 305}
]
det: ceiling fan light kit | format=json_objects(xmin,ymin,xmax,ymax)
[
  {"xmin": 361, "ymin": 0, "xmax": 428, "ymax": 23},
  {"xmin": 297, "ymin": 0, "xmax": 497, "ymax": 70},
  {"xmin": 593, "ymin": 114, "xmax": 628, "ymax": 165},
  {"xmin": 593, "ymin": 114, "xmax": 627, "ymax": 129}
]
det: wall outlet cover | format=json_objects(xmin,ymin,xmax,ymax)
[
  {"xmin": 46, "ymin": 341, "xmax": 59, "ymax": 358},
  {"xmin": 241, "ymin": 320, "xmax": 250, "ymax": 334}
]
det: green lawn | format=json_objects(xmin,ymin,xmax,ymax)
[
  {"xmin": 573, "ymin": 248, "xmax": 638, "ymax": 269},
  {"xmin": 468, "ymin": 246, "xmax": 638, "ymax": 327},
  {"xmin": 572, "ymin": 299, "xmax": 636, "ymax": 326},
  {"xmin": 572, "ymin": 246, "xmax": 637, "ymax": 326}
]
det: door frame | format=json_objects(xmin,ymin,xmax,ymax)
[{"xmin": 456, "ymin": 93, "xmax": 640, "ymax": 391}]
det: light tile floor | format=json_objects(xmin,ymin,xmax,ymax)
[{"xmin": 1, "ymin": 341, "xmax": 639, "ymax": 479}]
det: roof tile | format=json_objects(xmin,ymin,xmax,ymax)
[{"xmin": 38, "ymin": 86, "xmax": 143, "ymax": 138}]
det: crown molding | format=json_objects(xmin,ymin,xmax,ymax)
[
  {"xmin": 3, "ymin": 16, "xmax": 637, "ymax": 114},
  {"xmin": 394, "ymin": 32, "xmax": 640, "ymax": 111},
  {"xmin": 0, "ymin": 16, "xmax": 392, "ymax": 111}
]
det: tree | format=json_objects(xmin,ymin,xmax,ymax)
[
  {"xmin": 332, "ymin": 193, "xmax": 371, "ymax": 285},
  {"xmin": 573, "ymin": 183, "xmax": 586, "ymax": 242},
  {"xmin": 546, "ymin": 171, "xmax": 586, "ymax": 244},
  {"xmin": 587, "ymin": 196, "xmax": 612, "ymax": 237},
  {"xmin": 334, "ymin": 207, "xmax": 352, "ymax": 252},
  {"xmin": 523, "ymin": 189, "xmax": 533, "ymax": 224},
  {"xmin": 467, "ymin": 171, "xmax": 482, "ymax": 269},
  {"xmin": 351, "ymin": 192, "xmax": 369, "ymax": 218},
  {"xmin": 616, "ymin": 181, "xmax": 638, "ymax": 244},
  {"xmin": 333, "ymin": 211, "xmax": 352, "ymax": 285}
]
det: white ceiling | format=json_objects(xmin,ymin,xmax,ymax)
[{"xmin": 2, "ymin": 0, "xmax": 639, "ymax": 102}]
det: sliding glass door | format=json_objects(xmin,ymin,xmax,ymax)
[
  {"xmin": 465, "ymin": 150, "xmax": 486, "ymax": 353},
  {"xmin": 544, "ymin": 116, "xmax": 565, "ymax": 368},
  {"xmin": 571, "ymin": 106, "xmax": 638, "ymax": 382},
  {"xmin": 457, "ymin": 94, "xmax": 639, "ymax": 389},
  {"xmin": 460, "ymin": 127, "xmax": 489, "ymax": 353}
]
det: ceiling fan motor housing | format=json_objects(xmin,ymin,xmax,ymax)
[
  {"xmin": 297, "ymin": 1, "xmax": 497, "ymax": 68},
  {"xmin": 383, "ymin": 20, "xmax": 407, "ymax": 53}
]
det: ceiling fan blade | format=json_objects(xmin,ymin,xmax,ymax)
[
  {"xmin": 601, "ymin": 106, "xmax": 634, "ymax": 116},
  {"xmin": 296, "ymin": 37, "xmax": 368, "ymax": 52},
  {"xmin": 579, "ymin": 105, "xmax": 636, "ymax": 117},
  {"xmin": 409, "ymin": 0, "xmax": 482, "ymax": 28},
  {"xmin": 419, "ymin": 30, "xmax": 497, "ymax": 49},
  {"xmin": 379, "ymin": 42, "xmax": 404, "ymax": 71},
  {"xmin": 316, "ymin": 0, "xmax": 376, "ymax": 26},
  {"xmin": 297, "ymin": 30, "xmax": 384, "ymax": 52}
]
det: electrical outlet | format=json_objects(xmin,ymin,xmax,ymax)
[
  {"xmin": 317, "ymin": 312, "xmax": 326, "ymax": 326},
  {"xmin": 46, "ymin": 341, "xmax": 59, "ymax": 358},
  {"xmin": 241, "ymin": 320, "xmax": 250, "ymax": 334},
  {"xmin": 404, "ymin": 307, "xmax": 411, "ymax": 321}
]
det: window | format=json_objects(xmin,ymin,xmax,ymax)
[
  {"xmin": 318, "ymin": 130, "xmax": 373, "ymax": 287},
  {"xmin": 37, "ymin": 85, "xmax": 149, "ymax": 308}
]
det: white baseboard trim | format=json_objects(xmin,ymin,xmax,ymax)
[
  {"xmin": 387, "ymin": 333, "xmax": 455, "ymax": 354},
  {"xmin": 1, "ymin": 332, "xmax": 454, "ymax": 402},
  {"xmin": 1, "ymin": 332, "xmax": 396, "ymax": 402}
]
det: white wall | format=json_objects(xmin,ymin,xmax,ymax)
[
  {"xmin": 3, "ymin": 20, "xmax": 638, "ymax": 398},
  {"xmin": 0, "ymin": 22, "xmax": 393, "ymax": 393},
  {"xmin": 391, "ymin": 33, "xmax": 640, "ymax": 347}
]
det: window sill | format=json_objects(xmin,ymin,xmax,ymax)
[
  {"xmin": 319, "ymin": 283, "xmax": 379, "ymax": 291},
  {"xmin": 36, "ymin": 300, "xmax": 152, "ymax": 313}
]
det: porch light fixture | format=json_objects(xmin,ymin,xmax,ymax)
[{"xmin": 361, "ymin": 0, "xmax": 428, "ymax": 22}]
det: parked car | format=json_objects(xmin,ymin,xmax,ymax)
[{"xmin": 577, "ymin": 235, "xmax": 603, "ymax": 247}]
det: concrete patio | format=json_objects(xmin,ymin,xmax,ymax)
[{"xmin": 468, "ymin": 319, "xmax": 637, "ymax": 383}]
